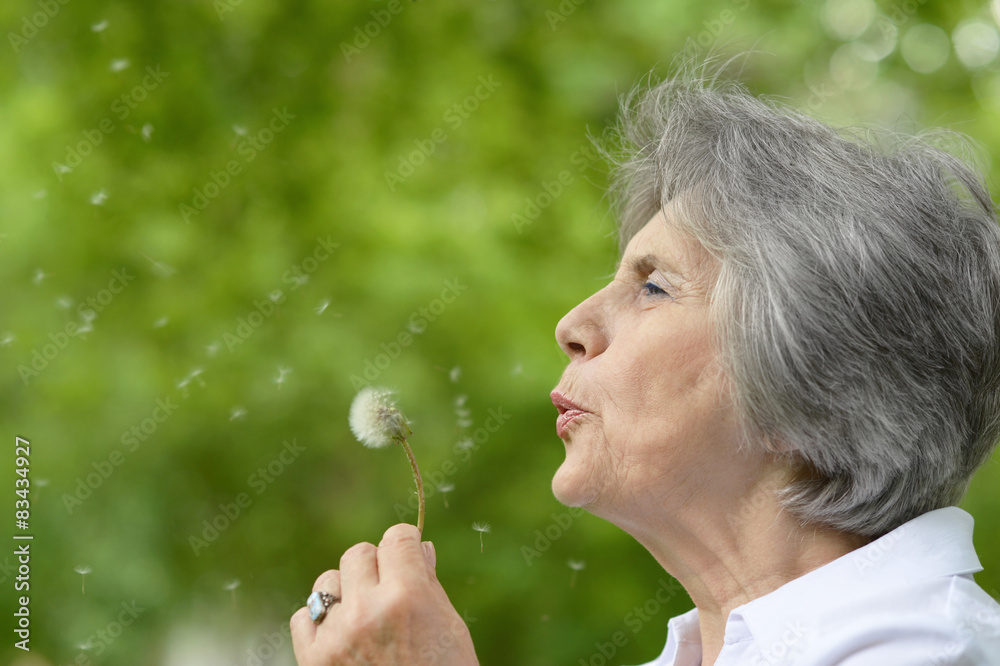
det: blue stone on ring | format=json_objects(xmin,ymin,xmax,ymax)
[{"xmin": 307, "ymin": 591, "xmax": 338, "ymax": 623}]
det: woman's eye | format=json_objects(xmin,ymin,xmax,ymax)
[{"xmin": 642, "ymin": 281, "xmax": 668, "ymax": 296}]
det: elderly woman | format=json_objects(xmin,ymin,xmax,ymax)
[{"xmin": 290, "ymin": 62, "xmax": 1000, "ymax": 665}]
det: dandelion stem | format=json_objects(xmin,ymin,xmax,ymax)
[{"xmin": 399, "ymin": 437, "xmax": 425, "ymax": 534}]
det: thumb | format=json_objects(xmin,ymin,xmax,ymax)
[{"xmin": 421, "ymin": 540, "xmax": 436, "ymax": 569}]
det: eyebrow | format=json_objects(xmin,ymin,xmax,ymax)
[{"xmin": 625, "ymin": 253, "xmax": 687, "ymax": 283}]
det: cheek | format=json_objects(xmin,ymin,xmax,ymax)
[{"xmin": 600, "ymin": 331, "xmax": 729, "ymax": 464}]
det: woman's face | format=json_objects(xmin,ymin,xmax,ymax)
[{"xmin": 552, "ymin": 208, "xmax": 745, "ymax": 525}]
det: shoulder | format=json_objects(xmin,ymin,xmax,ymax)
[{"xmin": 791, "ymin": 576, "xmax": 1000, "ymax": 665}]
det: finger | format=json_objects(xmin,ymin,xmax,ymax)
[
  {"xmin": 376, "ymin": 523, "xmax": 427, "ymax": 586},
  {"xmin": 290, "ymin": 605, "xmax": 316, "ymax": 661},
  {"xmin": 340, "ymin": 541, "xmax": 379, "ymax": 600},
  {"xmin": 312, "ymin": 569, "xmax": 342, "ymax": 596},
  {"xmin": 422, "ymin": 541, "xmax": 436, "ymax": 570}
]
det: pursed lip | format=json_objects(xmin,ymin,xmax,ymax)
[{"xmin": 550, "ymin": 390, "xmax": 590, "ymax": 439}]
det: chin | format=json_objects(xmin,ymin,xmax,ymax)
[{"xmin": 551, "ymin": 459, "xmax": 599, "ymax": 508}]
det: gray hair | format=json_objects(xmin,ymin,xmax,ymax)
[{"xmin": 603, "ymin": 58, "xmax": 1000, "ymax": 538}]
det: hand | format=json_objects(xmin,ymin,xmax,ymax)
[{"xmin": 291, "ymin": 523, "xmax": 479, "ymax": 666}]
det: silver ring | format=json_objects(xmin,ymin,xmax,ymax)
[{"xmin": 307, "ymin": 590, "xmax": 340, "ymax": 623}]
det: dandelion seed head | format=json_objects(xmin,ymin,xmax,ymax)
[
  {"xmin": 567, "ymin": 560, "xmax": 586, "ymax": 571},
  {"xmin": 472, "ymin": 522, "xmax": 491, "ymax": 534},
  {"xmin": 141, "ymin": 123, "xmax": 154, "ymax": 142},
  {"xmin": 109, "ymin": 58, "xmax": 130, "ymax": 72},
  {"xmin": 91, "ymin": 19, "xmax": 109, "ymax": 32},
  {"xmin": 449, "ymin": 366, "xmax": 461, "ymax": 383},
  {"xmin": 1, "ymin": 332, "xmax": 16, "ymax": 346},
  {"xmin": 90, "ymin": 190, "xmax": 108, "ymax": 205},
  {"xmin": 229, "ymin": 406, "xmax": 247, "ymax": 421},
  {"xmin": 57, "ymin": 295, "xmax": 73, "ymax": 310},
  {"xmin": 437, "ymin": 482, "xmax": 455, "ymax": 493},
  {"xmin": 349, "ymin": 386, "xmax": 410, "ymax": 449},
  {"xmin": 315, "ymin": 299, "xmax": 330, "ymax": 315},
  {"xmin": 75, "ymin": 565, "xmax": 92, "ymax": 575},
  {"xmin": 153, "ymin": 316, "xmax": 169, "ymax": 328},
  {"xmin": 223, "ymin": 579, "xmax": 241, "ymax": 591},
  {"xmin": 233, "ymin": 124, "xmax": 248, "ymax": 136}
]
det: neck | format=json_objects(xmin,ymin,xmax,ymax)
[{"xmin": 621, "ymin": 470, "xmax": 868, "ymax": 666}]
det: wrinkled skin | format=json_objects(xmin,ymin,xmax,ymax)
[{"xmin": 291, "ymin": 523, "xmax": 479, "ymax": 666}]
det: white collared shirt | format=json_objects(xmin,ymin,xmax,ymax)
[{"xmin": 632, "ymin": 507, "xmax": 1000, "ymax": 665}]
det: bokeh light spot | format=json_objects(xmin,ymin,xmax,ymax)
[
  {"xmin": 954, "ymin": 20, "xmax": 1000, "ymax": 68},
  {"xmin": 901, "ymin": 24, "xmax": 950, "ymax": 73},
  {"xmin": 822, "ymin": 0, "xmax": 877, "ymax": 40}
]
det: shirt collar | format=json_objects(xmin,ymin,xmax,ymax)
[
  {"xmin": 730, "ymin": 506, "xmax": 984, "ymax": 651},
  {"xmin": 654, "ymin": 607, "xmax": 702, "ymax": 665}
]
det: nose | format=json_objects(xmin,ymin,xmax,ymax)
[{"xmin": 555, "ymin": 288, "xmax": 609, "ymax": 361}]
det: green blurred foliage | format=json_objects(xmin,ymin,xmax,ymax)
[{"xmin": 2, "ymin": 0, "xmax": 1000, "ymax": 664}]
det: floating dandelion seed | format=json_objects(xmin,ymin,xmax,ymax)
[
  {"xmin": 91, "ymin": 19, "xmax": 108, "ymax": 32},
  {"xmin": 224, "ymin": 579, "xmax": 241, "ymax": 606},
  {"xmin": 109, "ymin": 58, "xmax": 130, "ymax": 72},
  {"xmin": 77, "ymin": 641, "xmax": 95, "ymax": 651},
  {"xmin": 75, "ymin": 565, "xmax": 92, "ymax": 593},
  {"xmin": 232, "ymin": 124, "xmax": 248, "ymax": 136},
  {"xmin": 32, "ymin": 268, "xmax": 48, "ymax": 285},
  {"xmin": 315, "ymin": 299, "xmax": 330, "ymax": 315},
  {"xmin": 229, "ymin": 406, "xmax": 247, "ymax": 421},
  {"xmin": 455, "ymin": 394, "xmax": 468, "ymax": 407},
  {"xmin": 141, "ymin": 123, "xmax": 154, "ymax": 142},
  {"xmin": 141, "ymin": 252, "xmax": 176, "ymax": 278},
  {"xmin": 449, "ymin": 366, "xmax": 461, "ymax": 383},
  {"xmin": 1, "ymin": 332, "xmax": 16, "ymax": 347},
  {"xmin": 274, "ymin": 366, "xmax": 292, "ymax": 389},
  {"xmin": 349, "ymin": 387, "xmax": 425, "ymax": 532},
  {"xmin": 153, "ymin": 316, "xmax": 169, "ymax": 328},
  {"xmin": 437, "ymin": 482, "xmax": 455, "ymax": 508},
  {"xmin": 90, "ymin": 190, "xmax": 108, "ymax": 205},
  {"xmin": 567, "ymin": 560, "xmax": 586, "ymax": 587},
  {"xmin": 472, "ymin": 522, "xmax": 491, "ymax": 552},
  {"xmin": 177, "ymin": 367, "xmax": 205, "ymax": 392},
  {"xmin": 206, "ymin": 341, "xmax": 221, "ymax": 357}
]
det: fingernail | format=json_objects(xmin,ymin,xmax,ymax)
[{"xmin": 422, "ymin": 541, "xmax": 436, "ymax": 567}]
